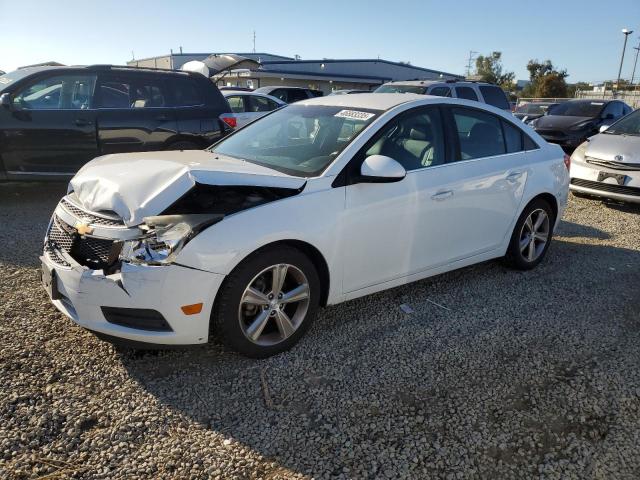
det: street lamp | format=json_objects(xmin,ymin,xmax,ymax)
[
  {"xmin": 631, "ymin": 38, "xmax": 640, "ymax": 85},
  {"xmin": 616, "ymin": 28, "xmax": 633, "ymax": 92}
]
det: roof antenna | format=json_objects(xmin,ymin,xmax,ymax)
[
  {"xmin": 253, "ymin": 30, "xmax": 256, "ymax": 53},
  {"xmin": 179, "ymin": 46, "xmax": 183, "ymax": 54}
]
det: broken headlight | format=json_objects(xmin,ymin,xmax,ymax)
[{"xmin": 120, "ymin": 214, "xmax": 223, "ymax": 266}]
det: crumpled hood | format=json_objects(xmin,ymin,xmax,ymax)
[
  {"xmin": 585, "ymin": 132, "xmax": 640, "ymax": 162},
  {"xmin": 70, "ymin": 151, "xmax": 306, "ymax": 226},
  {"xmin": 534, "ymin": 115, "xmax": 593, "ymax": 130}
]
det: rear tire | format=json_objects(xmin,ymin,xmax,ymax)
[
  {"xmin": 211, "ymin": 245, "xmax": 321, "ymax": 358},
  {"xmin": 505, "ymin": 198, "xmax": 555, "ymax": 270}
]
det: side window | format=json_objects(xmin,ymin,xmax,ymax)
[
  {"xmin": 170, "ymin": 77, "xmax": 203, "ymax": 107},
  {"xmin": 604, "ymin": 102, "xmax": 624, "ymax": 119},
  {"xmin": 479, "ymin": 86, "xmax": 510, "ymax": 110},
  {"xmin": 248, "ymin": 95, "xmax": 276, "ymax": 112},
  {"xmin": 227, "ymin": 96, "xmax": 245, "ymax": 113},
  {"xmin": 452, "ymin": 107, "xmax": 505, "ymax": 160},
  {"xmin": 98, "ymin": 81, "xmax": 130, "ymax": 108},
  {"xmin": 455, "ymin": 86, "xmax": 478, "ymax": 101},
  {"xmin": 429, "ymin": 86, "xmax": 452, "ymax": 97},
  {"xmin": 13, "ymin": 74, "xmax": 96, "ymax": 110},
  {"xmin": 269, "ymin": 89, "xmax": 287, "ymax": 102},
  {"xmin": 131, "ymin": 79, "xmax": 168, "ymax": 108},
  {"xmin": 502, "ymin": 121, "xmax": 524, "ymax": 153},
  {"xmin": 288, "ymin": 89, "xmax": 309, "ymax": 103},
  {"xmin": 362, "ymin": 107, "xmax": 445, "ymax": 171}
]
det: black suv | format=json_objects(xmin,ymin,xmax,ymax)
[{"xmin": 0, "ymin": 65, "xmax": 231, "ymax": 180}]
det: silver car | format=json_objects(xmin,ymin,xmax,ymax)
[
  {"xmin": 570, "ymin": 109, "xmax": 640, "ymax": 203},
  {"xmin": 221, "ymin": 91, "xmax": 286, "ymax": 129}
]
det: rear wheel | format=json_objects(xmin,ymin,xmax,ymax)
[
  {"xmin": 211, "ymin": 246, "xmax": 320, "ymax": 358},
  {"xmin": 505, "ymin": 199, "xmax": 555, "ymax": 270}
]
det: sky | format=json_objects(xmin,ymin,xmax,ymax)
[{"xmin": 1, "ymin": 0, "xmax": 639, "ymax": 83}]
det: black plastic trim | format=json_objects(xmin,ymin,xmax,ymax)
[{"xmin": 101, "ymin": 307, "xmax": 173, "ymax": 332}]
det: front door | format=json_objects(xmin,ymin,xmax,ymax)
[{"xmin": 2, "ymin": 73, "xmax": 98, "ymax": 175}]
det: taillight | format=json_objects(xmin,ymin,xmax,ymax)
[
  {"xmin": 221, "ymin": 116, "xmax": 237, "ymax": 128},
  {"xmin": 563, "ymin": 153, "xmax": 571, "ymax": 171}
]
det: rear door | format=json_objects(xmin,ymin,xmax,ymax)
[
  {"xmin": 2, "ymin": 72, "xmax": 98, "ymax": 175},
  {"xmin": 95, "ymin": 72, "xmax": 177, "ymax": 154}
]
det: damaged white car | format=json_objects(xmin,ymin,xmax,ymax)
[{"xmin": 42, "ymin": 93, "xmax": 569, "ymax": 358}]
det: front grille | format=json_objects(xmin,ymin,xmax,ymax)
[
  {"xmin": 585, "ymin": 157, "xmax": 640, "ymax": 171},
  {"xmin": 45, "ymin": 214, "xmax": 123, "ymax": 268},
  {"xmin": 571, "ymin": 178, "xmax": 640, "ymax": 197},
  {"xmin": 60, "ymin": 197, "xmax": 124, "ymax": 227}
]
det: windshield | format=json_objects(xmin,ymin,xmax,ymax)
[
  {"xmin": 604, "ymin": 109, "xmax": 640, "ymax": 135},
  {"xmin": 549, "ymin": 101, "xmax": 605, "ymax": 117},
  {"xmin": 211, "ymin": 104, "xmax": 381, "ymax": 176},
  {"xmin": 375, "ymin": 84, "xmax": 427, "ymax": 94},
  {"xmin": 515, "ymin": 103, "xmax": 555, "ymax": 115}
]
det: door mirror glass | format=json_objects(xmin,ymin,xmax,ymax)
[
  {"xmin": 360, "ymin": 155, "xmax": 406, "ymax": 183},
  {"xmin": 0, "ymin": 92, "xmax": 12, "ymax": 109}
]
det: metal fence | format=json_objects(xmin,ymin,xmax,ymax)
[{"xmin": 574, "ymin": 90, "xmax": 640, "ymax": 109}]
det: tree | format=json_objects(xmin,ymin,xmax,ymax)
[
  {"xmin": 522, "ymin": 59, "xmax": 568, "ymax": 98},
  {"xmin": 474, "ymin": 52, "xmax": 515, "ymax": 89}
]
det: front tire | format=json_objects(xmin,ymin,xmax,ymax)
[
  {"xmin": 211, "ymin": 245, "xmax": 321, "ymax": 358},
  {"xmin": 505, "ymin": 199, "xmax": 555, "ymax": 270}
]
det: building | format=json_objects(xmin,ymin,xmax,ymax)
[{"xmin": 127, "ymin": 52, "xmax": 462, "ymax": 94}]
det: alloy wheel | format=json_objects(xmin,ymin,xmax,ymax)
[
  {"xmin": 238, "ymin": 264, "xmax": 310, "ymax": 346},
  {"xmin": 518, "ymin": 208, "xmax": 550, "ymax": 262}
]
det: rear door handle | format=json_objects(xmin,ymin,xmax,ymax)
[
  {"xmin": 506, "ymin": 171, "xmax": 523, "ymax": 182},
  {"xmin": 74, "ymin": 118, "xmax": 93, "ymax": 127},
  {"xmin": 431, "ymin": 190, "xmax": 454, "ymax": 201}
]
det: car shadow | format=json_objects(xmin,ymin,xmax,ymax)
[
  {"xmin": 117, "ymin": 238, "xmax": 640, "ymax": 478},
  {"xmin": 0, "ymin": 181, "xmax": 67, "ymax": 268},
  {"xmin": 555, "ymin": 219, "xmax": 611, "ymax": 240}
]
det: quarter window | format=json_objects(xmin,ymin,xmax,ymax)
[
  {"xmin": 248, "ymin": 95, "xmax": 278, "ymax": 112},
  {"xmin": 452, "ymin": 107, "xmax": 505, "ymax": 160},
  {"xmin": 13, "ymin": 74, "xmax": 96, "ymax": 110},
  {"xmin": 362, "ymin": 107, "xmax": 445, "ymax": 171},
  {"xmin": 226, "ymin": 96, "xmax": 245, "ymax": 113},
  {"xmin": 503, "ymin": 121, "xmax": 524, "ymax": 153},
  {"xmin": 478, "ymin": 86, "xmax": 510, "ymax": 110},
  {"xmin": 429, "ymin": 86, "xmax": 452, "ymax": 97}
]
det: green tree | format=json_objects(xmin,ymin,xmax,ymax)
[
  {"xmin": 475, "ymin": 51, "xmax": 515, "ymax": 88},
  {"xmin": 522, "ymin": 59, "xmax": 569, "ymax": 98}
]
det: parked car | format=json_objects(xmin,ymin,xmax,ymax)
[
  {"xmin": 329, "ymin": 89, "xmax": 369, "ymax": 95},
  {"xmin": 530, "ymin": 99, "xmax": 632, "ymax": 150},
  {"xmin": 0, "ymin": 65, "xmax": 231, "ymax": 181},
  {"xmin": 219, "ymin": 86, "xmax": 253, "ymax": 92},
  {"xmin": 570, "ymin": 108, "xmax": 640, "ymax": 203},
  {"xmin": 253, "ymin": 86, "xmax": 323, "ymax": 103},
  {"xmin": 221, "ymin": 91, "xmax": 286, "ymax": 128},
  {"xmin": 374, "ymin": 80, "xmax": 511, "ymax": 111},
  {"xmin": 514, "ymin": 102, "xmax": 559, "ymax": 124},
  {"xmin": 41, "ymin": 93, "xmax": 568, "ymax": 357}
]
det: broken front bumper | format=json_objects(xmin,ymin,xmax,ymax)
[{"xmin": 41, "ymin": 253, "xmax": 225, "ymax": 345}]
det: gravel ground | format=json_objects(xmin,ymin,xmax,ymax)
[{"xmin": 1, "ymin": 182, "xmax": 639, "ymax": 480}]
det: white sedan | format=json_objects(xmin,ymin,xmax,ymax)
[
  {"xmin": 41, "ymin": 93, "xmax": 569, "ymax": 358},
  {"xmin": 221, "ymin": 90, "xmax": 286, "ymax": 129}
]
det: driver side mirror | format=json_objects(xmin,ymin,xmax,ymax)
[
  {"xmin": 0, "ymin": 93, "xmax": 12, "ymax": 110},
  {"xmin": 599, "ymin": 124, "xmax": 609, "ymax": 133},
  {"xmin": 359, "ymin": 155, "xmax": 406, "ymax": 183}
]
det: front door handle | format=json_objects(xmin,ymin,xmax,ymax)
[
  {"xmin": 155, "ymin": 114, "xmax": 170, "ymax": 121},
  {"xmin": 74, "ymin": 118, "xmax": 93, "ymax": 127},
  {"xmin": 506, "ymin": 171, "xmax": 523, "ymax": 182},
  {"xmin": 431, "ymin": 190, "xmax": 454, "ymax": 201}
]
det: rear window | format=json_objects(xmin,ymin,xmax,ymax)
[{"xmin": 479, "ymin": 86, "xmax": 510, "ymax": 110}]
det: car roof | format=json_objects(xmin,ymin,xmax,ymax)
[
  {"xmin": 221, "ymin": 90, "xmax": 285, "ymax": 102},
  {"xmin": 255, "ymin": 86, "xmax": 309, "ymax": 92},
  {"xmin": 381, "ymin": 79, "xmax": 489, "ymax": 87},
  {"xmin": 295, "ymin": 92, "xmax": 430, "ymax": 110}
]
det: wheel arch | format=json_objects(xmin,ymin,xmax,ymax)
[{"xmin": 525, "ymin": 192, "xmax": 558, "ymax": 224}]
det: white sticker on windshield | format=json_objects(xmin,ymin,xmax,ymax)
[{"xmin": 334, "ymin": 110, "xmax": 375, "ymax": 121}]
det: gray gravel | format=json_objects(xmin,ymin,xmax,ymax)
[{"xmin": 1, "ymin": 182, "xmax": 640, "ymax": 479}]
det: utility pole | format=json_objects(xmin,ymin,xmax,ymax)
[
  {"xmin": 616, "ymin": 28, "xmax": 633, "ymax": 93},
  {"xmin": 253, "ymin": 31, "xmax": 256, "ymax": 53},
  {"xmin": 630, "ymin": 38, "xmax": 640, "ymax": 85},
  {"xmin": 466, "ymin": 51, "xmax": 479, "ymax": 78}
]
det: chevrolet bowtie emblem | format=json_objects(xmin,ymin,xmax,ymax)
[{"xmin": 74, "ymin": 221, "xmax": 93, "ymax": 236}]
